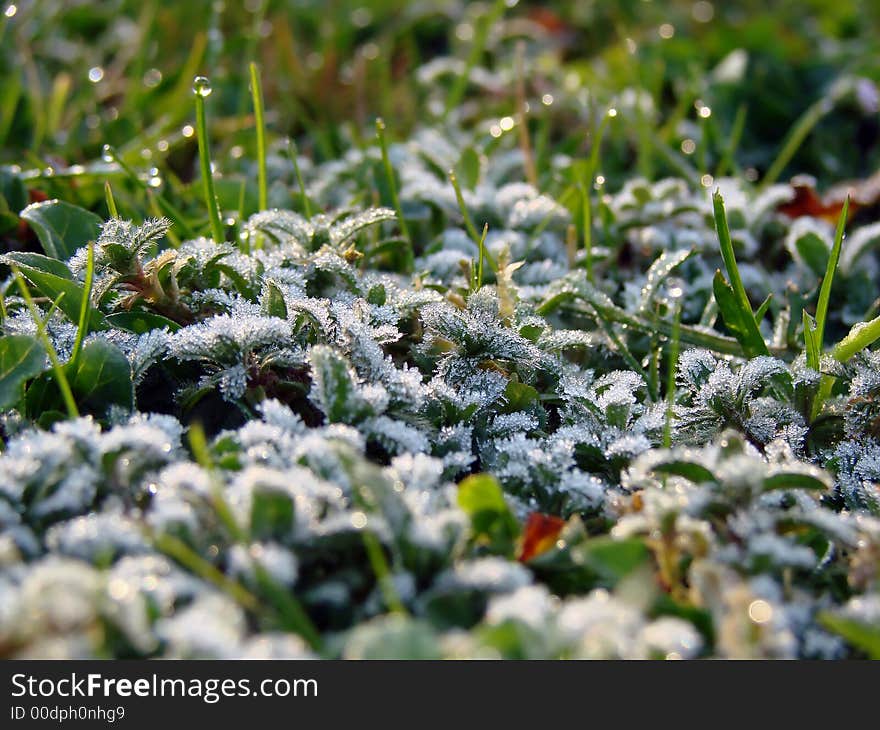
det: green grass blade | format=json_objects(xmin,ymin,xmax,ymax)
[
  {"xmin": 12, "ymin": 268, "xmax": 78, "ymax": 419},
  {"xmin": 813, "ymin": 196, "xmax": 850, "ymax": 354},
  {"xmin": 712, "ymin": 191, "xmax": 768, "ymax": 356},
  {"xmin": 376, "ymin": 118, "xmax": 413, "ymax": 271},
  {"xmin": 249, "ymin": 62, "xmax": 268, "ymax": 213},
  {"xmin": 193, "ymin": 76, "xmax": 225, "ymax": 243},
  {"xmin": 69, "ymin": 242, "xmax": 95, "ymax": 369}
]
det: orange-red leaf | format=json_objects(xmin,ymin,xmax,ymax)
[
  {"xmin": 777, "ymin": 172, "xmax": 880, "ymax": 222},
  {"xmin": 517, "ymin": 512, "xmax": 566, "ymax": 563}
]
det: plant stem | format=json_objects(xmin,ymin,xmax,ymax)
[
  {"xmin": 70, "ymin": 242, "xmax": 95, "ymax": 369},
  {"xmin": 104, "ymin": 181, "xmax": 119, "ymax": 218},
  {"xmin": 249, "ymin": 62, "xmax": 268, "ymax": 213},
  {"xmin": 12, "ymin": 268, "xmax": 79, "ymax": 418},
  {"xmin": 376, "ymin": 118, "xmax": 413, "ymax": 270},
  {"xmin": 286, "ymin": 138, "xmax": 313, "ymax": 219},
  {"xmin": 194, "ymin": 79, "xmax": 225, "ymax": 243}
]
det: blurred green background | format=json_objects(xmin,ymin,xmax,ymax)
[{"xmin": 1, "ymin": 0, "xmax": 879, "ymax": 194}]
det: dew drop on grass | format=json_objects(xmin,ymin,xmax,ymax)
[
  {"xmin": 101, "ymin": 144, "xmax": 114, "ymax": 162},
  {"xmin": 192, "ymin": 76, "xmax": 213, "ymax": 97}
]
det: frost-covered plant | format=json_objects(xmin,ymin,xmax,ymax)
[{"xmin": 5, "ymin": 101, "xmax": 880, "ymax": 661}]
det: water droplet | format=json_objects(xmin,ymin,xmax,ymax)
[
  {"xmin": 681, "ymin": 138, "xmax": 696, "ymax": 155},
  {"xmin": 192, "ymin": 75, "xmax": 213, "ymax": 97},
  {"xmin": 181, "ymin": 124, "xmax": 195, "ymax": 138},
  {"xmin": 659, "ymin": 23, "xmax": 675, "ymax": 39},
  {"xmin": 143, "ymin": 68, "xmax": 163, "ymax": 88},
  {"xmin": 4, "ymin": 4, "xmax": 17, "ymax": 18},
  {"xmin": 88, "ymin": 66, "xmax": 104, "ymax": 84},
  {"xmin": 101, "ymin": 144, "xmax": 114, "ymax": 162},
  {"xmin": 157, "ymin": 139, "xmax": 169, "ymax": 152},
  {"xmin": 351, "ymin": 511, "xmax": 367, "ymax": 529},
  {"xmin": 541, "ymin": 93, "xmax": 554, "ymax": 106},
  {"xmin": 499, "ymin": 116, "xmax": 515, "ymax": 132},
  {"xmin": 692, "ymin": 1, "xmax": 714, "ymax": 23},
  {"xmin": 748, "ymin": 600, "xmax": 773, "ymax": 624}
]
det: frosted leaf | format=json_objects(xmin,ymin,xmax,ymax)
[
  {"xmin": 45, "ymin": 513, "xmax": 149, "ymax": 562},
  {"xmin": 637, "ymin": 617, "xmax": 703, "ymax": 659},
  {"xmin": 362, "ymin": 415, "xmax": 429, "ymax": 455},
  {"xmin": 228, "ymin": 542, "xmax": 299, "ymax": 587},
  {"xmin": 241, "ymin": 634, "xmax": 315, "ymax": 659},
  {"xmin": 156, "ymin": 593, "xmax": 246, "ymax": 659},
  {"xmin": 486, "ymin": 584, "xmax": 554, "ymax": 630},
  {"xmin": 169, "ymin": 313, "xmax": 291, "ymax": 363},
  {"xmin": 558, "ymin": 590, "xmax": 643, "ymax": 658},
  {"xmin": 433, "ymin": 557, "xmax": 531, "ymax": 594}
]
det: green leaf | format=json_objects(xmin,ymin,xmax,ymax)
[
  {"xmin": 66, "ymin": 339, "xmax": 133, "ymax": 412},
  {"xmin": 20, "ymin": 199, "xmax": 103, "ymax": 260},
  {"xmin": 637, "ymin": 248, "xmax": 693, "ymax": 314},
  {"xmin": 819, "ymin": 613, "xmax": 880, "ymax": 659},
  {"xmin": 753, "ymin": 293, "xmax": 773, "ymax": 323},
  {"xmin": 0, "ymin": 169, "xmax": 27, "ymax": 214},
  {"xmin": 812, "ymin": 196, "xmax": 849, "ymax": 357},
  {"xmin": 762, "ymin": 468, "xmax": 832, "ymax": 492},
  {"xmin": 9, "ymin": 261, "xmax": 107, "ymax": 331},
  {"xmin": 794, "ymin": 231, "xmax": 829, "ymax": 278},
  {"xmin": 712, "ymin": 192, "xmax": 768, "ymax": 357},
  {"xmin": 832, "ymin": 313, "xmax": 880, "ymax": 363},
  {"xmin": 309, "ymin": 345, "xmax": 367, "ymax": 424},
  {"xmin": 502, "ymin": 380, "xmax": 540, "ymax": 413},
  {"xmin": 458, "ymin": 146, "xmax": 482, "ymax": 189},
  {"xmin": 575, "ymin": 537, "xmax": 651, "ymax": 586},
  {"xmin": 2, "ymin": 251, "xmax": 75, "ymax": 280},
  {"xmin": 457, "ymin": 473, "xmax": 520, "ymax": 549},
  {"xmin": 651, "ymin": 459, "xmax": 718, "ymax": 485},
  {"xmin": 250, "ymin": 488, "xmax": 295, "ymax": 541},
  {"xmin": 0, "ymin": 335, "xmax": 47, "ymax": 409},
  {"xmin": 105, "ymin": 311, "xmax": 181, "ymax": 334},
  {"xmin": 713, "ymin": 270, "xmax": 768, "ymax": 357},
  {"xmin": 261, "ymin": 280, "xmax": 288, "ymax": 319},
  {"xmin": 803, "ymin": 309, "xmax": 821, "ymax": 371}
]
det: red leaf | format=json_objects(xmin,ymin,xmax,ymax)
[
  {"xmin": 777, "ymin": 172, "xmax": 880, "ymax": 222},
  {"xmin": 517, "ymin": 512, "xmax": 566, "ymax": 563}
]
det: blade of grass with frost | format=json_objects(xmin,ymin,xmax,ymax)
[
  {"xmin": 811, "ymin": 196, "xmax": 850, "ymax": 366},
  {"xmin": 712, "ymin": 191, "xmax": 769, "ymax": 356},
  {"xmin": 193, "ymin": 76, "xmax": 225, "ymax": 243},
  {"xmin": 376, "ymin": 118, "xmax": 413, "ymax": 271},
  {"xmin": 12, "ymin": 268, "xmax": 78, "ymax": 418},
  {"xmin": 663, "ymin": 298, "xmax": 683, "ymax": 448},
  {"xmin": 833, "ymin": 315, "xmax": 880, "ymax": 362},
  {"xmin": 473, "ymin": 223, "xmax": 489, "ymax": 291},
  {"xmin": 804, "ymin": 198, "xmax": 849, "ymax": 418}
]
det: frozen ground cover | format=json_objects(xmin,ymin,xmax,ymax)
[{"xmin": 1, "ymin": 1, "xmax": 880, "ymax": 659}]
